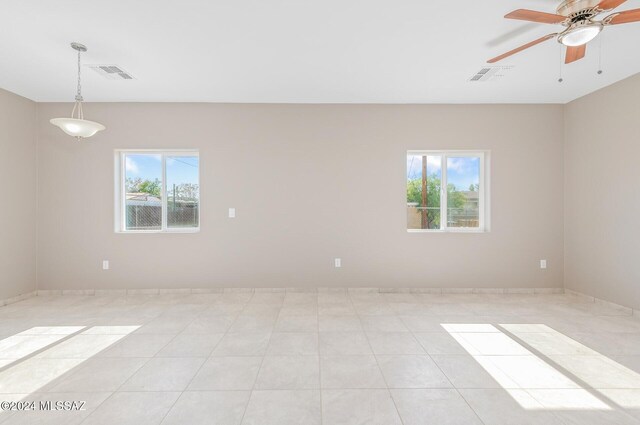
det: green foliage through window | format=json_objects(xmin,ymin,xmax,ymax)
[
  {"xmin": 126, "ymin": 177, "xmax": 161, "ymax": 197},
  {"xmin": 407, "ymin": 175, "xmax": 466, "ymax": 229}
]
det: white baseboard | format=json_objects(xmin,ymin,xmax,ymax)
[
  {"xmin": 34, "ymin": 287, "xmax": 564, "ymax": 297},
  {"xmin": 564, "ymin": 288, "xmax": 595, "ymax": 302},
  {"xmin": 20, "ymin": 287, "xmax": 640, "ymax": 317},
  {"xmin": 0, "ymin": 290, "xmax": 37, "ymax": 307},
  {"xmin": 565, "ymin": 288, "xmax": 636, "ymax": 316}
]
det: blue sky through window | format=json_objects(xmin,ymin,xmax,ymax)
[
  {"xmin": 447, "ymin": 157, "xmax": 479, "ymax": 190},
  {"xmin": 125, "ymin": 154, "xmax": 199, "ymax": 188},
  {"xmin": 407, "ymin": 155, "xmax": 479, "ymax": 191},
  {"xmin": 125, "ymin": 154, "xmax": 161, "ymax": 182},
  {"xmin": 167, "ymin": 156, "xmax": 199, "ymax": 190}
]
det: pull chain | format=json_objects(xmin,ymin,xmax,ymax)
[
  {"xmin": 597, "ymin": 32, "xmax": 603, "ymax": 75},
  {"xmin": 558, "ymin": 45, "xmax": 564, "ymax": 83}
]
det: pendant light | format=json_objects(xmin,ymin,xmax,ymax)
[{"xmin": 50, "ymin": 42, "xmax": 106, "ymax": 139}]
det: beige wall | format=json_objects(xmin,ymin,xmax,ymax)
[
  {"xmin": 565, "ymin": 74, "xmax": 640, "ymax": 309},
  {"xmin": 35, "ymin": 103, "xmax": 564, "ymax": 290},
  {"xmin": 0, "ymin": 89, "xmax": 37, "ymax": 299}
]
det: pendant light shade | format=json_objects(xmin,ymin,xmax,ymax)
[
  {"xmin": 50, "ymin": 118, "xmax": 106, "ymax": 138},
  {"xmin": 50, "ymin": 42, "xmax": 106, "ymax": 140}
]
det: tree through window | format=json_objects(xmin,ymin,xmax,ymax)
[{"xmin": 407, "ymin": 151, "xmax": 488, "ymax": 232}]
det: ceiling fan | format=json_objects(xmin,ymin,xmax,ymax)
[{"xmin": 488, "ymin": 0, "xmax": 640, "ymax": 64}]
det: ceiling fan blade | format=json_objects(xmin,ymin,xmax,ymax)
[
  {"xmin": 607, "ymin": 8, "xmax": 640, "ymax": 24},
  {"xmin": 505, "ymin": 9, "xmax": 567, "ymax": 24},
  {"xmin": 487, "ymin": 34, "xmax": 557, "ymax": 63},
  {"xmin": 565, "ymin": 44, "xmax": 586, "ymax": 64},
  {"xmin": 486, "ymin": 23, "xmax": 539, "ymax": 48},
  {"xmin": 598, "ymin": 0, "xmax": 627, "ymax": 10}
]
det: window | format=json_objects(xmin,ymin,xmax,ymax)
[
  {"xmin": 407, "ymin": 151, "xmax": 489, "ymax": 232},
  {"xmin": 115, "ymin": 150, "xmax": 200, "ymax": 232}
]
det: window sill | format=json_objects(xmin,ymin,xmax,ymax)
[
  {"xmin": 407, "ymin": 228, "xmax": 488, "ymax": 233},
  {"xmin": 116, "ymin": 228, "xmax": 200, "ymax": 234}
]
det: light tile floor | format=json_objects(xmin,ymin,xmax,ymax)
[{"xmin": 0, "ymin": 291, "xmax": 639, "ymax": 424}]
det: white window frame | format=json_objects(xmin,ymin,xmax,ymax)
[
  {"xmin": 114, "ymin": 149, "xmax": 200, "ymax": 233},
  {"xmin": 407, "ymin": 150, "xmax": 490, "ymax": 233}
]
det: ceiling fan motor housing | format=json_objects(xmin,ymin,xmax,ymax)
[
  {"xmin": 556, "ymin": 0, "xmax": 601, "ymax": 17},
  {"xmin": 555, "ymin": 0, "xmax": 606, "ymax": 46}
]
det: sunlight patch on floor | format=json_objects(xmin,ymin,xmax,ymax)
[
  {"xmin": 504, "ymin": 325, "xmax": 640, "ymax": 402},
  {"xmin": 0, "ymin": 325, "xmax": 139, "ymax": 395},
  {"xmin": 16, "ymin": 326, "xmax": 86, "ymax": 336},
  {"xmin": 0, "ymin": 334, "xmax": 75, "ymax": 361},
  {"xmin": 598, "ymin": 389, "xmax": 640, "ymax": 409},
  {"xmin": 444, "ymin": 323, "xmax": 612, "ymax": 410}
]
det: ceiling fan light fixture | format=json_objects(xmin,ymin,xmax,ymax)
[
  {"xmin": 558, "ymin": 22, "xmax": 603, "ymax": 46},
  {"xmin": 50, "ymin": 42, "xmax": 106, "ymax": 140}
]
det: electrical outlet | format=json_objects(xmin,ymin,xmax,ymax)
[
  {"xmin": 228, "ymin": 208, "xmax": 236, "ymax": 218},
  {"xmin": 102, "ymin": 260, "xmax": 110, "ymax": 270},
  {"xmin": 540, "ymin": 259, "xmax": 547, "ymax": 269},
  {"xmin": 334, "ymin": 258, "xmax": 341, "ymax": 268}
]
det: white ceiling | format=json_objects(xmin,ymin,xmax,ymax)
[{"xmin": 1, "ymin": 0, "xmax": 639, "ymax": 103}]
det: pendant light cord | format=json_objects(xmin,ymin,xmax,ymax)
[
  {"xmin": 76, "ymin": 49, "xmax": 83, "ymax": 102},
  {"xmin": 72, "ymin": 47, "xmax": 84, "ymax": 120}
]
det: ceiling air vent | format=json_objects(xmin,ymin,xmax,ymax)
[
  {"xmin": 469, "ymin": 66, "xmax": 513, "ymax": 82},
  {"xmin": 88, "ymin": 65, "xmax": 135, "ymax": 80}
]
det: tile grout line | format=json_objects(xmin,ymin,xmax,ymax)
[
  {"xmin": 317, "ymin": 293, "xmax": 323, "ymax": 425},
  {"xmin": 236, "ymin": 291, "xmax": 270, "ymax": 425},
  {"xmin": 78, "ymin": 294, "xmax": 241, "ymax": 425},
  {"xmin": 78, "ymin": 324, "xmax": 182, "ymax": 424},
  {"xmin": 398, "ymin": 292, "xmax": 488, "ymax": 425},
  {"xmin": 347, "ymin": 292, "xmax": 406, "ymax": 425},
  {"xmin": 155, "ymin": 296, "xmax": 250, "ymax": 425}
]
